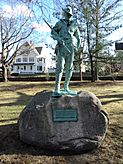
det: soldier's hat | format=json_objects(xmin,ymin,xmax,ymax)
[{"xmin": 62, "ymin": 5, "xmax": 73, "ymax": 16}]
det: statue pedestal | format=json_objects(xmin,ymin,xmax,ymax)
[
  {"xmin": 18, "ymin": 90, "xmax": 109, "ymax": 153},
  {"xmin": 52, "ymin": 89, "xmax": 77, "ymax": 97}
]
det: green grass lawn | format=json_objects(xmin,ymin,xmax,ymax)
[{"xmin": 0, "ymin": 81, "xmax": 123, "ymax": 163}]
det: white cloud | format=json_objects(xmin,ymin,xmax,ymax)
[
  {"xmin": 2, "ymin": 4, "xmax": 32, "ymax": 18},
  {"xmin": 2, "ymin": 5, "xmax": 13, "ymax": 17},
  {"xmin": 2, "ymin": 5, "xmax": 12, "ymax": 13},
  {"xmin": 15, "ymin": 4, "xmax": 32, "ymax": 17},
  {"xmin": 32, "ymin": 22, "xmax": 51, "ymax": 32},
  {"xmin": 107, "ymin": 27, "xmax": 123, "ymax": 46}
]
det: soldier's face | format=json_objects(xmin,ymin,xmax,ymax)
[{"xmin": 64, "ymin": 12, "xmax": 72, "ymax": 20}]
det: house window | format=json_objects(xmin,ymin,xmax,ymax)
[
  {"xmin": 30, "ymin": 66, "xmax": 32, "ymax": 70},
  {"xmin": 16, "ymin": 58, "xmax": 21, "ymax": 62},
  {"xmin": 44, "ymin": 58, "xmax": 46, "ymax": 63},
  {"xmin": 11, "ymin": 66, "xmax": 13, "ymax": 71},
  {"xmin": 37, "ymin": 66, "xmax": 42, "ymax": 71},
  {"xmin": 23, "ymin": 58, "xmax": 28, "ymax": 62},
  {"xmin": 29, "ymin": 57, "xmax": 34, "ymax": 62},
  {"xmin": 37, "ymin": 58, "xmax": 42, "ymax": 62},
  {"xmin": 24, "ymin": 66, "xmax": 26, "ymax": 70},
  {"xmin": 17, "ymin": 66, "xmax": 20, "ymax": 70}
]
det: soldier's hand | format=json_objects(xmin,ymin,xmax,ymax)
[{"xmin": 59, "ymin": 40, "xmax": 64, "ymax": 45}]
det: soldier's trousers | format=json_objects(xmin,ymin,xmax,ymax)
[{"xmin": 55, "ymin": 47, "xmax": 74, "ymax": 91}]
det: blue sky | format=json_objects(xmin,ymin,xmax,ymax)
[
  {"xmin": 0, "ymin": 0, "xmax": 56, "ymax": 47},
  {"xmin": 1, "ymin": 0, "xmax": 123, "ymax": 53}
]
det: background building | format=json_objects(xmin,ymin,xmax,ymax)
[{"xmin": 11, "ymin": 42, "xmax": 52, "ymax": 74}]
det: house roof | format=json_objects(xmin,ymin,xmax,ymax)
[
  {"xmin": 21, "ymin": 41, "xmax": 33, "ymax": 47},
  {"xmin": 35, "ymin": 47, "xmax": 42, "ymax": 54},
  {"xmin": 17, "ymin": 42, "xmax": 44, "ymax": 57},
  {"xmin": 115, "ymin": 42, "xmax": 123, "ymax": 50}
]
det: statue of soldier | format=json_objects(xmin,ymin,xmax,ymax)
[{"xmin": 51, "ymin": 5, "xmax": 81, "ymax": 96}]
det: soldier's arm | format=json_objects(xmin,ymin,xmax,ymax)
[
  {"xmin": 51, "ymin": 21, "xmax": 62, "ymax": 41},
  {"xmin": 74, "ymin": 28, "xmax": 81, "ymax": 49}
]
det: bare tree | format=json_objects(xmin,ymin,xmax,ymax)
[
  {"xmin": 81, "ymin": 0, "xmax": 123, "ymax": 81},
  {"xmin": 0, "ymin": 3, "xmax": 34, "ymax": 82},
  {"xmin": 22, "ymin": 0, "xmax": 123, "ymax": 83}
]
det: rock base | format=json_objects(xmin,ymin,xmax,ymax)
[{"xmin": 18, "ymin": 90, "xmax": 108, "ymax": 152}]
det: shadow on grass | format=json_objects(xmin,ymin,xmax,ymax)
[
  {"xmin": 0, "ymin": 92, "xmax": 32, "ymax": 107},
  {"xmin": 98, "ymin": 93, "xmax": 123, "ymax": 105},
  {"xmin": 99, "ymin": 93, "xmax": 123, "ymax": 99},
  {"xmin": 0, "ymin": 123, "xmax": 93, "ymax": 156},
  {"xmin": 0, "ymin": 118, "xmax": 18, "ymax": 123},
  {"xmin": 0, "ymin": 123, "xmax": 46, "ymax": 156},
  {"xmin": 0, "ymin": 81, "xmax": 121, "ymax": 92},
  {"xmin": 0, "ymin": 82, "xmax": 55, "ymax": 92}
]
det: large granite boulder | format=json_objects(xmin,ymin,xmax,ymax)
[{"xmin": 18, "ymin": 90, "xmax": 108, "ymax": 152}]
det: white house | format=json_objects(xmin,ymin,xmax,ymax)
[{"xmin": 11, "ymin": 42, "xmax": 52, "ymax": 74}]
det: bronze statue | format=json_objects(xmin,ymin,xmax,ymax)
[{"xmin": 51, "ymin": 5, "xmax": 80, "ymax": 96}]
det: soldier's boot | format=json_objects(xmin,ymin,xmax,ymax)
[
  {"xmin": 55, "ymin": 83, "xmax": 60, "ymax": 93},
  {"xmin": 64, "ymin": 81, "xmax": 70, "ymax": 92},
  {"xmin": 53, "ymin": 73, "xmax": 62, "ymax": 96}
]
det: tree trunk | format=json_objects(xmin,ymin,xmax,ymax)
[
  {"xmin": 90, "ymin": 54, "xmax": 95, "ymax": 82},
  {"xmin": 79, "ymin": 63, "xmax": 83, "ymax": 81},
  {"xmin": 95, "ymin": 0, "xmax": 99, "ymax": 81},
  {"xmin": 86, "ymin": 21, "xmax": 95, "ymax": 82},
  {"xmin": 79, "ymin": 51, "xmax": 83, "ymax": 81},
  {"xmin": 94, "ymin": 61, "xmax": 99, "ymax": 81},
  {"xmin": 2, "ymin": 64, "xmax": 8, "ymax": 82}
]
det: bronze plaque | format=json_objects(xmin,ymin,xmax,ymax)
[{"xmin": 53, "ymin": 108, "xmax": 78, "ymax": 122}]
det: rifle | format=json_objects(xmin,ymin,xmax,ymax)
[{"xmin": 43, "ymin": 18, "xmax": 71, "ymax": 53}]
